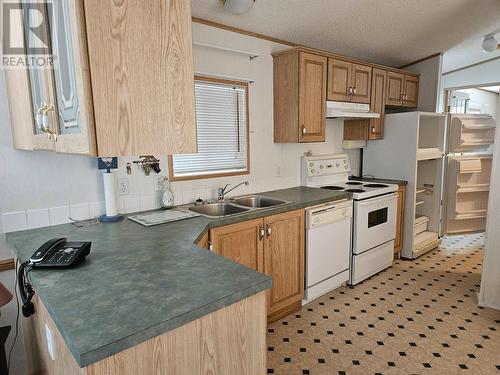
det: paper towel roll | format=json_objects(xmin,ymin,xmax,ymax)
[{"xmin": 103, "ymin": 172, "xmax": 118, "ymax": 217}]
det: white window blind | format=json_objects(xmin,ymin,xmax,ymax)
[{"xmin": 171, "ymin": 79, "xmax": 248, "ymax": 178}]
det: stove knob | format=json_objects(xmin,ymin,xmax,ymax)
[
  {"xmin": 344, "ymin": 166, "xmax": 348, "ymax": 169},
  {"xmin": 309, "ymin": 162, "xmax": 314, "ymax": 167},
  {"xmin": 320, "ymin": 165, "xmax": 324, "ymax": 169},
  {"xmin": 311, "ymin": 169, "xmax": 316, "ymax": 174}
]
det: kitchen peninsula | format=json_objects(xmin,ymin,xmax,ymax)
[{"xmin": 7, "ymin": 187, "xmax": 349, "ymax": 374}]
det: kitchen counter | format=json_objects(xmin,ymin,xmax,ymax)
[
  {"xmin": 6, "ymin": 186, "xmax": 350, "ymax": 367},
  {"xmin": 351, "ymin": 176, "xmax": 408, "ymax": 186}
]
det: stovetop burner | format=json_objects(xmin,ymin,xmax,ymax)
[
  {"xmin": 345, "ymin": 189, "xmax": 365, "ymax": 193},
  {"xmin": 363, "ymin": 183, "xmax": 389, "ymax": 188},
  {"xmin": 345, "ymin": 181, "xmax": 363, "ymax": 185},
  {"xmin": 322, "ymin": 186, "xmax": 345, "ymax": 191}
]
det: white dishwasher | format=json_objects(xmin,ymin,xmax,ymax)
[{"xmin": 304, "ymin": 199, "xmax": 353, "ymax": 304}]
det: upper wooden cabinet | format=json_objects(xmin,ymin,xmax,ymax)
[
  {"xmin": 385, "ymin": 72, "xmax": 419, "ymax": 108},
  {"xmin": 5, "ymin": 0, "xmax": 96, "ymax": 155},
  {"xmin": 344, "ymin": 68, "xmax": 386, "ymax": 140},
  {"xmin": 273, "ymin": 50, "xmax": 327, "ymax": 143},
  {"xmin": 6, "ymin": 0, "xmax": 196, "ymax": 157},
  {"xmin": 327, "ymin": 58, "xmax": 371, "ymax": 104}
]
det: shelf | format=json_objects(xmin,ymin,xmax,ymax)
[
  {"xmin": 455, "ymin": 209, "xmax": 487, "ymax": 220},
  {"xmin": 415, "ymin": 200, "xmax": 425, "ymax": 206},
  {"xmin": 413, "ymin": 231, "xmax": 439, "ymax": 251},
  {"xmin": 414, "ymin": 215, "xmax": 430, "ymax": 225},
  {"xmin": 417, "ymin": 148, "xmax": 442, "ymax": 161},
  {"xmin": 457, "ymin": 184, "xmax": 490, "ymax": 193}
]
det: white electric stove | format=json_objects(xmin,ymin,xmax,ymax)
[{"xmin": 302, "ymin": 153, "xmax": 398, "ymax": 285}]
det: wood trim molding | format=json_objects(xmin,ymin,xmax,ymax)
[
  {"xmin": 192, "ymin": 17, "xmax": 419, "ymax": 77},
  {"xmin": 168, "ymin": 75, "xmax": 251, "ymax": 182},
  {"xmin": 0, "ymin": 258, "xmax": 15, "ymax": 272},
  {"xmin": 397, "ymin": 52, "xmax": 442, "ymax": 69},
  {"xmin": 192, "ymin": 17, "xmax": 297, "ymax": 47},
  {"xmin": 442, "ymin": 56, "xmax": 500, "ymax": 76}
]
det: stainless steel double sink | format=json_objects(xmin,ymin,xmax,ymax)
[{"xmin": 189, "ymin": 195, "xmax": 289, "ymax": 218}]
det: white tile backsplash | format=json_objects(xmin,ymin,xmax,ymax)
[
  {"xmin": 139, "ymin": 195, "xmax": 155, "ymax": 211},
  {"xmin": 26, "ymin": 208, "xmax": 50, "ymax": 229},
  {"xmin": 49, "ymin": 206, "xmax": 70, "ymax": 226},
  {"xmin": 2, "ymin": 211, "xmax": 28, "ymax": 233},
  {"xmin": 182, "ymin": 190, "xmax": 195, "ymax": 205},
  {"xmin": 173, "ymin": 191, "xmax": 183, "ymax": 206},
  {"xmin": 89, "ymin": 201, "xmax": 106, "ymax": 219},
  {"xmin": 124, "ymin": 197, "xmax": 140, "ymax": 213},
  {"xmin": 69, "ymin": 203, "xmax": 90, "ymax": 221},
  {"xmin": 194, "ymin": 188, "xmax": 207, "ymax": 202}
]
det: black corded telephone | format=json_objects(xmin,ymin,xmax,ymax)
[
  {"xmin": 18, "ymin": 238, "xmax": 91, "ymax": 317},
  {"xmin": 29, "ymin": 238, "xmax": 91, "ymax": 268}
]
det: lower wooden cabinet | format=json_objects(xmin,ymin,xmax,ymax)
[
  {"xmin": 209, "ymin": 218, "xmax": 264, "ymax": 271},
  {"xmin": 208, "ymin": 210, "xmax": 305, "ymax": 322},
  {"xmin": 394, "ymin": 185, "xmax": 406, "ymax": 256}
]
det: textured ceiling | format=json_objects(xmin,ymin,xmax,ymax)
[{"xmin": 191, "ymin": 0, "xmax": 500, "ymax": 67}]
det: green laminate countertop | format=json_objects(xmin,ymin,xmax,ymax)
[{"xmin": 7, "ymin": 186, "xmax": 350, "ymax": 367}]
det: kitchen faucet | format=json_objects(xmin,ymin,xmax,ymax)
[{"xmin": 218, "ymin": 181, "xmax": 249, "ymax": 201}]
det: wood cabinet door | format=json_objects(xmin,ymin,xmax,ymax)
[
  {"xmin": 385, "ymin": 72, "xmax": 404, "ymax": 106},
  {"xmin": 299, "ymin": 52, "xmax": 327, "ymax": 142},
  {"xmin": 263, "ymin": 210, "xmax": 304, "ymax": 316},
  {"xmin": 84, "ymin": 0, "xmax": 197, "ymax": 156},
  {"xmin": 368, "ymin": 68, "xmax": 386, "ymax": 140},
  {"xmin": 403, "ymin": 75, "xmax": 419, "ymax": 108},
  {"xmin": 394, "ymin": 185, "xmax": 405, "ymax": 254},
  {"xmin": 351, "ymin": 64, "xmax": 372, "ymax": 104},
  {"xmin": 209, "ymin": 219, "xmax": 264, "ymax": 272},
  {"xmin": 327, "ymin": 58, "xmax": 352, "ymax": 102}
]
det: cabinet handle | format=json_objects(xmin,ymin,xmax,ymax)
[
  {"xmin": 353, "ymin": 87, "xmax": 357, "ymax": 95},
  {"xmin": 36, "ymin": 103, "xmax": 58, "ymax": 140},
  {"xmin": 266, "ymin": 224, "xmax": 272, "ymax": 236},
  {"xmin": 371, "ymin": 126, "xmax": 376, "ymax": 133},
  {"xmin": 259, "ymin": 224, "xmax": 264, "ymax": 240},
  {"xmin": 302, "ymin": 126, "xmax": 307, "ymax": 135},
  {"xmin": 348, "ymin": 86, "xmax": 353, "ymax": 96},
  {"xmin": 208, "ymin": 241, "xmax": 213, "ymax": 251}
]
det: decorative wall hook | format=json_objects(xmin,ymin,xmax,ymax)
[{"xmin": 133, "ymin": 156, "xmax": 161, "ymax": 176}]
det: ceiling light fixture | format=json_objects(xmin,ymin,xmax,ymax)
[
  {"xmin": 481, "ymin": 35, "xmax": 498, "ymax": 53},
  {"xmin": 222, "ymin": 0, "xmax": 255, "ymax": 15}
]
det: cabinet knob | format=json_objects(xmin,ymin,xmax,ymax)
[
  {"xmin": 353, "ymin": 87, "xmax": 357, "ymax": 95},
  {"xmin": 266, "ymin": 224, "xmax": 272, "ymax": 236},
  {"xmin": 302, "ymin": 126, "xmax": 307, "ymax": 134},
  {"xmin": 371, "ymin": 126, "xmax": 375, "ymax": 133},
  {"xmin": 208, "ymin": 242, "xmax": 213, "ymax": 251}
]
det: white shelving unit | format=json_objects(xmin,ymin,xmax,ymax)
[
  {"xmin": 443, "ymin": 154, "xmax": 492, "ymax": 234},
  {"xmin": 363, "ymin": 112, "xmax": 446, "ymax": 259}
]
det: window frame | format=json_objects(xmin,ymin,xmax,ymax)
[{"xmin": 168, "ymin": 75, "xmax": 250, "ymax": 181}]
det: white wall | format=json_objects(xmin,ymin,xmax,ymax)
[
  {"xmin": 454, "ymin": 88, "xmax": 499, "ymax": 120},
  {"xmin": 438, "ymin": 58, "xmax": 500, "ymax": 111},
  {"xmin": 405, "ymin": 55, "xmax": 443, "ymax": 112},
  {"xmin": 480, "ymin": 117, "xmax": 500, "ymax": 310}
]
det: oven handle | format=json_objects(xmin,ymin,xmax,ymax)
[{"xmin": 355, "ymin": 192, "xmax": 397, "ymax": 207}]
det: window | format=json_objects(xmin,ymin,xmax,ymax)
[{"xmin": 169, "ymin": 76, "xmax": 249, "ymax": 180}]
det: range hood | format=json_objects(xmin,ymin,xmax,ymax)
[{"xmin": 326, "ymin": 101, "xmax": 380, "ymax": 119}]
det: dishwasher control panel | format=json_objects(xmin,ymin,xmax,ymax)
[{"xmin": 306, "ymin": 200, "xmax": 353, "ymax": 229}]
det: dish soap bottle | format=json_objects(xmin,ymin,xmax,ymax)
[{"xmin": 160, "ymin": 177, "xmax": 174, "ymax": 209}]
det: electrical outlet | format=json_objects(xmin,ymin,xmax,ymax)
[
  {"xmin": 153, "ymin": 175, "xmax": 164, "ymax": 192},
  {"xmin": 117, "ymin": 178, "xmax": 129, "ymax": 195}
]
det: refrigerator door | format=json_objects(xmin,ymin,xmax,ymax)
[
  {"xmin": 442, "ymin": 154, "xmax": 493, "ymax": 235},
  {"xmin": 446, "ymin": 114, "xmax": 496, "ymax": 153}
]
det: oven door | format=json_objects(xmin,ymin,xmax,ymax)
[{"xmin": 353, "ymin": 192, "xmax": 397, "ymax": 254}]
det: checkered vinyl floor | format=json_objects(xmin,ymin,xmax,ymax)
[{"xmin": 267, "ymin": 233, "xmax": 500, "ymax": 374}]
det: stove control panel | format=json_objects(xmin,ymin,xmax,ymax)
[{"xmin": 304, "ymin": 155, "xmax": 351, "ymax": 177}]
